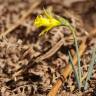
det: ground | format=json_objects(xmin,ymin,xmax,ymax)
[{"xmin": 0, "ymin": 0, "xmax": 96, "ymax": 96}]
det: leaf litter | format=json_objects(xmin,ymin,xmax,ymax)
[{"xmin": 0, "ymin": 0, "xmax": 96, "ymax": 96}]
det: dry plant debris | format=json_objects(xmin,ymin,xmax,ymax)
[{"xmin": 0, "ymin": 0, "xmax": 96, "ymax": 96}]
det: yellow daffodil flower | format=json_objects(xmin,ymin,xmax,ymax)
[{"xmin": 34, "ymin": 10, "xmax": 61, "ymax": 36}]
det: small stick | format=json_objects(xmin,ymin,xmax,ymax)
[
  {"xmin": 36, "ymin": 38, "xmax": 65, "ymax": 62},
  {"xmin": 12, "ymin": 38, "xmax": 65, "ymax": 78},
  {"xmin": 48, "ymin": 26, "xmax": 96, "ymax": 96},
  {"xmin": 48, "ymin": 41, "xmax": 86, "ymax": 96}
]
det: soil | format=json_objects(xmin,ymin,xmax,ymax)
[{"xmin": 0, "ymin": 0, "xmax": 96, "ymax": 96}]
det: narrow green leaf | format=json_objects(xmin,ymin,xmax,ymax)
[
  {"xmin": 84, "ymin": 47, "xmax": 96, "ymax": 90},
  {"xmin": 58, "ymin": 16, "xmax": 82, "ymax": 89},
  {"xmin": 68, "ymin": 51, "xmax": 80, "ymax": 89},
  {"xmin": 69, "ymin": 26, "xmax": 81, "ymax": 87}
]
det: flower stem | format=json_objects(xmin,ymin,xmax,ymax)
[{"xmin": 69, "ymin": 26, "xmax": 81, "ymax": 89}]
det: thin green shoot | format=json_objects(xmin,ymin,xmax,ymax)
[
  {"xmin": 69, "ymin": 26, "xmax": 81, "ymax": 88},
  {"xmin": 59, "ymin": 17, "xmax": 82, "ymax": 88},
  {"xmin": 68, "ymin": 51, "xmax": 80, "ymax": 89},
  {"xmin": 84, "ymin": 47, "xmax": 96, "ymax": 90}
]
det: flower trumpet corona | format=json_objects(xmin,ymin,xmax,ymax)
[{"xmin": 34, "ymin": 10, "xmax": 61, "ymax": 36}]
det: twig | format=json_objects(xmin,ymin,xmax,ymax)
[
  {"xmin": 48, "ymin": 41, "xmax": 86, "ymax": 96},
  {"xmin": 36, "ymin": 38, "xmax": 65, "ymax": 62},
  {"xmin": 0, "ymin": 1, "xmax": 40, "ymax": 39},
  {"xmin": 12, "ymin": 38, "xmax": 65, "ymax": 78}
]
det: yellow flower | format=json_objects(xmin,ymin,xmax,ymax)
[{"xmin": 34, "ymin": 10, "xmax": 61, "ymax": 36}]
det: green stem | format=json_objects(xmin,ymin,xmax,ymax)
[
  {"xmin": 59, "ymin": 16, "xmax": 81, "ymax": 89},
  {"xmin": 84, "ymin": 47, "xmax": 96, "ymax": 90},
  {"xmin": 68, "ymin": 51, "xmax": 80, "ymax": 89},
  {"xmin": 69, "ymin": 26, "xmax": 81, "ymax": 88}
]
